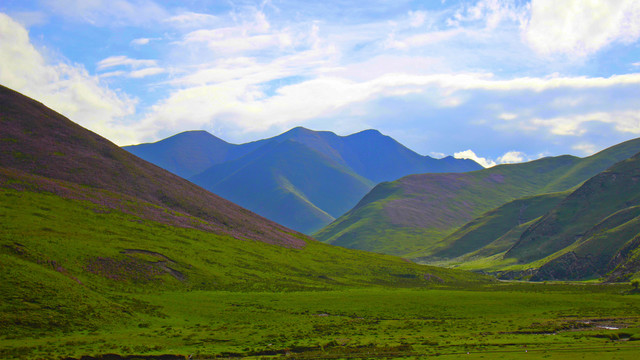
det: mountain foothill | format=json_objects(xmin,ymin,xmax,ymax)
[{"xmin": 123, "ymin": 95, "xmax": 640, "ymax": 282}]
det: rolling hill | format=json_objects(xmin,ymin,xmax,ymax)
[
  {"xmin": 0, "ymin": 84, "xmax": 490, "ymax": 344},
  {"xmin": 315, "ymin": 138, "xmax": 640, "ymax": 256},
  {"xmin": 423, "ymin": 191, "xmax": 571, "ymax": 261},
  {"xmin": 126, "ymin": 126, "xmax": 481, "ymax": 233},
  {"xmin": 505, "ymin": 152, "xmax": 640, "ymax": 280},
  {"xmin": 425, "ymin": 152, "xmax": 640, "ymax": 281}
]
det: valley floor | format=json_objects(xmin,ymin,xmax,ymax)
[{"xmin": 3, "ymin": 283, "xmax": 640, "ymax": 359}]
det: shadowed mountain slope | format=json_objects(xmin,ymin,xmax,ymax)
[
  {"xmin": 316, "ymin": 138, "xmax": 640, "ymax": 256},
  {"xmin": 191, "ymin": 139, "xmax": 373, "ymax": 233},
  {"xmin": 126, "ymin": 126, "xmax": 481, "ymax": 234}
]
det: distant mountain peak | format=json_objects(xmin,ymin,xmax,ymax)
[
  {"xmin": 352, "ymin": 129, "xmax": 383, "ymax": 136},
  {"xmin": 283, "ymin": 126, "xmax": 315, "ymax": 136},
  {"xmin": 145, "ymin": 129, "xmax": 228, "ymax": 145},
  {"xmin": 289, "ymin": 125, "xmax": 313, "ymax": 131}
]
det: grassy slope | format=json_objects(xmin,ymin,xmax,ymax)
[
  {"xmin": 2, "ymin": 192, "xmax": 639, "ymax": 358},
  {"xmin": 0, "ymin": 84, "xmax": 305, "ymax": 249},
  {"xmin": 507, "ymin": 153, "xmax": 640, "ymax": 263},
  {"xmin": 493, "ymin": 153, "xmax": 640, "ymax": 280},
  {"xmin": 419, "ymin": 153, "xmax": 640, "ymax": 281},
  {"xmin": 2, "ymin": 89, "xmax": 640, "ymax": 360},
  {"xmin": 419, "ymin": 191, "xmax": 570, "ymax": 260},
  {"xmin": 316, "ymin": 139, "xmax": 640, "ymax": 256}
]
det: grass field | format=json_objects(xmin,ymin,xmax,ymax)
[
  {"xmin": 2, "ymin": 181, "xmax": 640, "ymax": 359},
  {"xmin": 2, "ymin": 283, "xmax": 639, "ymax": 359}
]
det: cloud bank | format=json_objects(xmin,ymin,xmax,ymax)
[
  {"xmin": 0, "ymin": 13, "xmax": 137, "ymax": 144},
  {"xmin": 1, "ymin": 0, "xmax": 639, "ymax": 163}
]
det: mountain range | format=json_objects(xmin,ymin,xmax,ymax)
[
  {"xmin": 316, "ymin": 138, "xmax": 640, "ymax": 280},
  {"xmin": 125, "ymin": 127, "xmax": 481, "ymax": 233},
  {"xmin": 4, "ymin": 79, "xmax": 637, "ymax": 290}
]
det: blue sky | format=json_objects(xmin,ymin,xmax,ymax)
[{"xmin": 1, "ymin": 0, "xmax": 640, "ymax": 167}]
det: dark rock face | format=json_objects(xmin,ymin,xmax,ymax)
[
  {"xmin": 606, "ymin": 236, "xmax": 640, "ymax": 282},
  {"xmin": 530, "ymin": 252, "xmax": 600, "ymax": 281}
]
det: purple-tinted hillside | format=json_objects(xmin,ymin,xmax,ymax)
[{"xmin": 0, "ymin": 84, "xmax": 305, "ymax": 248}]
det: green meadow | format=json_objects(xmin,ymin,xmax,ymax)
[
  {"xmin": 2, "ymin": 285, "xmax": 640, "ymax": 359},
  {"xmin": 2, "ymin": 188, "xmax": 640, "ymax": 359}
]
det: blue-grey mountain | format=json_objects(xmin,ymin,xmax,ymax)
[{"xmin": 125, "ymin": 127, "xmax": 481, "ymax": 233}]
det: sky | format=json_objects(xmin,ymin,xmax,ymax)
[{"xmin": 1, "ymin": 0, "xmax": 640, "ymax": 167}]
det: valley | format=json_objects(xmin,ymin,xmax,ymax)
[
  {"xmin": 2, "ymin": 83, "xmax": 640, "ymax": 360},
  {"xmin": 3, "ymin": 1, "xmax": 640, "ymax": 359}
]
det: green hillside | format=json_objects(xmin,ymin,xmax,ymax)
[
  {"xmin": 0, "ymin": 83, "xmax": 483, "ymax": 289},
  {"xmin": 3, "ymin": 88, "xmax": 640, "ymax": 360},
  {"xmin": 503, "ymin": 152, "xmax": 640, "ymax": 280},
  {"xmin": 316, "ymin": 139, "xmax": 640, "ymax": 256},
  {"xmin": 404, "ymin": 152, "xmax": 640, "ymax": 282},
  {"xmin": 421, "ymin": 191, "xmax": 570, "ymax": 261}
]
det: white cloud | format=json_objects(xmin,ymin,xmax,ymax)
[
  {"xmin": 130, "ymin": 38, "xmax": 151, "ymax": 46},
  {"xmin": 455, "ymin": 149, "xmax": 529, "ymax": 168},
  {"xmin": 408, "ymin": 10, "xmax": 427, "ymax": 28},
  {"xmin": 454, "ymin": 149, "xmax": 497, "ymax": 168},
  {"xmin": 98, "ymin": 70, "xmax": 127, "ymax": 78},
  {"xmin": 530, "ymin": 111, "xmax": 640, "ymax": 136},
  {"xmin": 181, "ymin": 11, "xmax": 293, "ymax": 54},
  {"xmin": 498, "ymin": 113, "xmax": 517, "ymax": 120},
  {"xmin": 385, "ymin": 28, "xmax": 464, "ymax": 50},
  {"xmin": 449, "ymin": 0, "xmax": 524, "ymax": 29},
  {"xmin": 164, "ymin": 11, "xmax": 218, "ymax": 28},
  {"xmin": 134, "ymin": 63, "xmax": 640, "ymax": 144},
  {"xmin": 572, "ymin": 142, "xmax": 598, "ymax": 156},
  {"xmin": 497, "ymin": 151, "xmax": 525, "ymax": 164},
  {"xmin": 7, "ymin": 11, "xmax": 48, "ymax": 27},
  {"xmin": 524, "ymin": 0, "xmax": 640, "ymax": 57},
  {"xmin": 0, "ymin": 13, "xmax": 137, "ymax": 144},
  {"xmin": 97, "ymin": 55, "xmax": 157, "ymax": 70},
  {"xmin": 129, "ymin": 67, "xmax": 164, "ymax": 78}
]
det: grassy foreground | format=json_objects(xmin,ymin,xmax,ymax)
[
  {"xmin": 1, "ymin": 186, "xmax": 639, "ymax": 359},
  {"xmin": 1, "ymin": 284, "xmax": 639, "ymax": 359}
]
